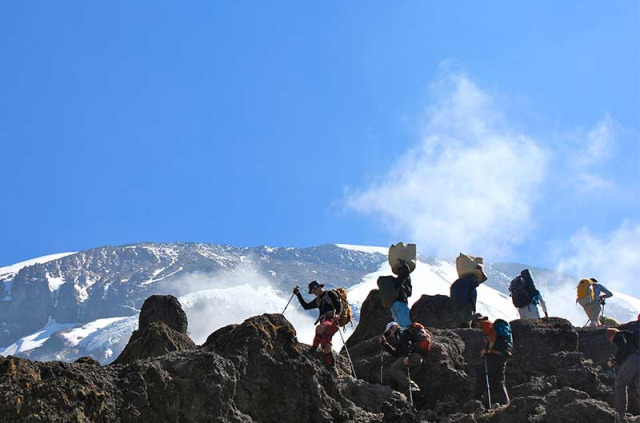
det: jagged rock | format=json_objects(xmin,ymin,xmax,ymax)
[
  {"xmin": 477, "ymin": 396, "xmax": 546, "ymax": 423},
  {"xmin": 112, "ymin": 321, "xmax": 196, "ymax": 365},
  {"xmin": 545, "ymin": 387, "xmax": 619, "ymax": 423},
  {"xmin": 75, "ymin": 356, "xmax": 100, "ymax": 366},
  {"xmin": 510, "ymin": 375, "xmax": 557, "ymax": 397},
  {"xmin": 443, "ymin": 413, "xmax": 477, "ymax": 423},
  {"xmin": 139, "ymin": 294, "xmax": 189, "ymax": 334},
  {"xmin": 346, "ymin": 289, "xmax": 392, "ymax": 348},
  {"xmin": 410, "ymin": 294, "xmax": 460, "ymax": 329},
  {"xmin": 508, "ymin": 318, "xmax": 578, "ymax": 380}
]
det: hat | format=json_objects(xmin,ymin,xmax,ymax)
[
  {"xmin": 385, "ymin": 322, "xmax": 399, "ymax": 333},
  {"xmin": 606, "ymin": 328, "xmax": 620, "ymax": 343},
  {"xmin": 473, "ymin": 313, "xmax": 488, "ymax": 321},
  {"xmin": 307, "ymin": 280, "xmax": 325, "ymax": 294}
]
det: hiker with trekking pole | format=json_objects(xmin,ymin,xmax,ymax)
[
  {"xmin": 576, "ymin": 278, "xmax": 613, "ymax": 327},
  {"xmin": 378, "ymin": 321, "xmax": 432, "ymax": 401},
  {"xmin": 472, "ymin": 314, "xmax": 512, "ymax": 409},
  {"xmin": 293, "ymin": 281, "xmax": 354, "ymax": 369}
]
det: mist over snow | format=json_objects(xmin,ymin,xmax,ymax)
[{"xmin": 173, "ymin": 263, "xmax": 354, "ymax": 349}]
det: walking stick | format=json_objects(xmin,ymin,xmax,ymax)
[
  {"xmin": 483, "ymin": 354, "xmax": 492, "ymax": 409},
  {"xmin": 338, "ymin": 329, "xmax": 357, "ymax": 379},
  {"xmin": 380, "ymin": 349, "xmax": 384, "ymax": 384},
  {"xmin": 281, "ymin": 286, "xmax": 299, "ymax": 315},
  {"xmin": 600, "ymin": 298, "xmax": 606, "ymax": 324},
  {"xmin": 407, "ymin": 363, "xmax": 414, "ymax": 407}
]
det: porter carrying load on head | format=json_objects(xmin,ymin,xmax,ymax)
[
  {"xmin": 293, "ymin": 281, "xmax": 351, "ymax": 367},
  {"xmin": 509, "ymin": 269, "xmax": 548, "ymax": 319},
  {"xmin": 377, "ymin": 242, "xmax": 416, "ymax": 328},
  {"xmin": 576, "ymin": 278, "xmax": 613, "ymax": 327},
  {"xmin": 450, "ymin": 253, "xmax": 487, "ymax": 328}
]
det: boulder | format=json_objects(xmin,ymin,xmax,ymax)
[
  {"xmin": 410, "ymin": 294, "xmax": 460, "ymax": 329},
  {"xmin": 546, "ymin": 387, "xmax": 618, "ymax": 423},
  {"xmin": 138, "ymin": 294, "xmax": 189, "ymax": 334},
  {"xmin": 345, "ymin": 289, "xmax": 392, "ymax": 349}
]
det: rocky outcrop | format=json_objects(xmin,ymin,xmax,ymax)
[
  {"xmin": 1, "ymin": 291, "xmax": 638, "ymax": 422},
  {"xmin": 113, "ymin": 295, "xmax": 195, "ymax": 365}
]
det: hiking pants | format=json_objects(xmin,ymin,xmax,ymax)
[
  {"xmin": 474, "ymin": 353, "xmax": 509, "ymax": 407},
  {"xmin": 517, "ymin": 304, "xmax": 540, "ymax": 320},
  {"xmin": 316, "ymin": 319, "xmax": 339, "ymax": 349},
  {"xmin": 583, "ymin": 301, "xmax": 602, "ymax": 326},
  {"xmin": 455, "ymin": 302, "xmax": 474, "ymax": 328},
  {"xmin": 615, "ymin": 352, "xmax": 640, "ymax": 415},
  {"xmin": 390, "ymin": 301, "xmax": 411, "ymax": 328},
  {"xmin": 388, "ymin": 352, "xmax": 422, "ymax": 392}
]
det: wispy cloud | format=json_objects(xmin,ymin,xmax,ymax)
[
  {"xmin": 555, "ymin": 221, "xmax": 640, "ymax": 295},
  {"xmin": 346, "ymin": 72, "xmax": 548, "ymax": 259},
  {"xmin": 172, "ymin": 263, "xmax": 331, "ymax": 347}
]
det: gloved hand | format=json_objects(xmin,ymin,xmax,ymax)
[{"xmin": 293, "ymin": 286, "xmax": 300, "ymax": 295}]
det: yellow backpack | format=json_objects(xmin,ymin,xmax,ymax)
[{"xmin": 576, "ymin": 279, "xmax": 595, "ymax": 306}]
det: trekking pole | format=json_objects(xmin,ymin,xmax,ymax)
[
  {"xmin": 281, "ymin": 286, "xmax": 299, "ymax": 315},
  {"xmin": 338, "ymin": 330, "xmax": 357, "ymax": 379},
  {"xmin": 407, "ymin": 364, "xmax": 414, "ymax": 407},
  {"xmin": 483, "ymin": 355, "xmax": 492, "ymax": 409},
  {"xmin": 600, "ymin": 298, "xmax": 606, "ymax": 324},
  {"xmin": 380, "ymin": 349, "xmax": 384, "ymax": 384}
]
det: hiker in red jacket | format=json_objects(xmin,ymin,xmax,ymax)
[{"xmin": 294, "ymin": 281, "xmax": 343, "ymax": 367}]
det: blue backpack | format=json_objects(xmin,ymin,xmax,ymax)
[{"xmin": 492, "ymin": 319, "xmax": 513, "ymax": 357}]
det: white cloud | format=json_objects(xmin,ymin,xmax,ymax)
[
  {"xmin": 555, "ymin": 221, "xmax": 640, "ymax": 295},
  {"xmin": 580, "ymin": 115, "xmax": 616, "ymax": 166},
  {"xmin": 172, "ymin": 263, "xmax": 342, "ymax": 349},
  {"xmin": 346, "ymin": 73, "xmax": 548, "ymax": 259}
]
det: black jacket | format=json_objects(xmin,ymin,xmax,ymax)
[
  {"xmin": 382, "ymin": 327, "xmax": 419, "ymax": 357},
  {"xmin": 613, "ymin": 330, "xmax": 638, "ymax": 365},
  {"xmin": 395, "ymin": 275, "xmax": 412, "ymax": 304},
  {"xmin": 296, "ymin": 290, "xmax": 342, "ymax": 320}
]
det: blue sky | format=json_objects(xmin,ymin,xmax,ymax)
[{"xmin": 1, "ymin": 2, "xmax": 638, "ymax": 292}]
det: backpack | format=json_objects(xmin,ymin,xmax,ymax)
[
  {"xmin": 332, "ymin": 288, "xmax": 354, "ymax": 328},
  {"xmin": 509, "ymin": 270, "xmax": 537, "ymax": 308},
  {"xmin": 576, "ymin": 279, "xmax": 596, "ymax": 306},
  {"xmin": 408, "ymin": 322, "xmax": 432, "ymax": 354},
  {"xmin": 492, "ymin": 319, "xmax": 513, "ymax": 357}
]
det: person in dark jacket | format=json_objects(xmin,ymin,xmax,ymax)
[
  {"xmin": 378, "ymin": 322, "xmax": 422, "ymax": 393},
  {"xmin": 606, "ymin": 328, "xmax": 639, "ymax": 416},
  {"xmin": 450, "ymin": 265, "xmax": 487, "ymax": 328},
  {"xmin": 473, "ymin": 315, "xmax": 511, "ymax": 408},
  {"xmin": 294, "ymin": 280, "xmax": 343, "ymax": 366},
  {"xmin": 389, "ymin": 260, "xmax": 413, "ymax": 328}
]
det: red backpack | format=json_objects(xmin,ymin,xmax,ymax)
[{"xmin": 408, "ymin": 322, "xmax": 432, "ymax": 354}]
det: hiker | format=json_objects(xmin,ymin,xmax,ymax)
[
  {"xmin": 473, "ymin": 314, "xmax": 512, "ymax": 408},
  {"xmin": 576, "ymin": 278, "xmax": 613, "ymax": 327},
  {"xmin": 450, "ymin": 254, "xmax": 488, "ymax": 328},
  {"xmin": 509, "ymin": 269, "xmax": 549, "ymax": 319},
  {"xmin": 388, "ymin": 260, "xmax": 413, "ymax": 327},
  {"xmin": 600, "ymin": 315, "xmax": 621, "ymax": 328},
  {"xmin": 293, "ymin": 281, "xmax": 343, "ymax": 367},
  {"xmin": 606, "ymin": 328, "xmax": 639, "ymax": 417},
  {"xmin": 378, "ymin": 321, "xmax": 430, "ymax": 394}
]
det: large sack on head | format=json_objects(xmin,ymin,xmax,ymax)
[
  {"xmin": 455, "ymin": 253, "xmax": 483, "ymax": 279},
  {"xmin": 377, "ymin": 276, "xmax": 399, "ymax": 309},
  {"xmin": 388, "ymin": 242, "xmax": 417, "ymax": 275}
]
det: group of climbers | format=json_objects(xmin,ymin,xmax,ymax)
[{"xmin": 290, "ymin": 244, "xmax": 638, "ymax": 416}]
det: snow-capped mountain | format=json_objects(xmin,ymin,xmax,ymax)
[{"xmin": 1, "ymin": 242, "xmax": 638, "ymax": 364}]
